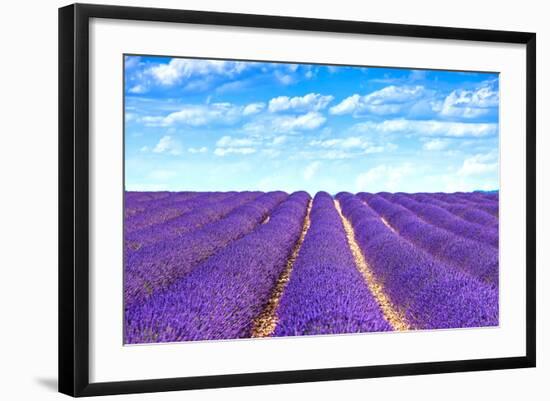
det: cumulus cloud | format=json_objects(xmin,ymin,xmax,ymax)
[
  {"xmin": 438, "ymin": 84, "xmax": 499, "ymax": 119},
  {"xmin": 309, "ymin": 136, "xmax": 386, "ymax": 155},
  {"xmin": 242, "ymin": 102, "xmax": 265, "ymax": 116},
  {"xmin": 141, "ymin": 99, "xmax": 312, "ymax": 128},
  {"xmin": 268, "ymin": 93, "xmax": 334, "ymax": 113},
  {"xmin": 129, "ymin": 84, "xmax": 147, "ymax": 94},
  {"xmin": 435, "ymin": 150, "xmax": 499, "ymax": 191},
  {"xmin": 304, "ymin": 161, "xmax": 322, "ymax": 180},
  {"xmin": 141, "ymin": 103, "xmax": 244, "ymax": 127},
  {"xmin": 408, "ymin": 69, "xmax": 427, "ymax": 82},
  {"xmin": 274, "ymin": 71, "xmax": 294, "ymax": 85},
  {"xmin": 458, "ymin": 151, "xmax": 498, "ymax": 176},
  {"xmin": 272, "ymin": 135, "xmax": 287, "ymax": 146},
  {"xmin": 244, "ymin": 111, "xmax": 327, "ymax": 135},
  {"xmin": 214, "ymin": 147, "xmax": 256, "ymax": 156},
  {"xmin": 152, "ymin": 135, "xmax": 182, "ymax": 155},
  {"xmin": 272, "ymin": 112, "xmax": 327, "ymax": 132},
  {"xmin": 330, "ymin": 85, "xmax": 426, "ymax": 116},
  {"xmin": 149, "ymin": 59, "xmax": 248, "ymax": 86},
  {"xmin": 329, "ymin": 94, "xmax": 361, "ymax": 115},
  {"xmin": 423, "ymin": 138, "xmax": 450, "ymax": 151},
  {"xmin": 261, "ymin": 148, "xmax": 281, "ymax": 158},
  {"xmin": 124, "ymin": 55, "xmax": 141, "ymax": 70},
  {"xmin": 182, "ymin": 79, "xmax": 213, "ymax": 92},
  {"xmin": 366, "ymin": 85, "xmax": 425, "ymax": 104},
  {"xmin": 299, "ymin": 150, "xmax": 354, "ymax": 160},
  {"xmin": 188, "ymin": 146, "xmax": 208, "ymax": 154},
  {"xmin": 352, "ymin": 119, "xmax": 498, "ymax": 137},
  {"xmin": 356, "ymin": 164, "xmax": 413, "ymax": 192},
  {"xmin": 216, "ymin": 136, "xmax": 255, "ymax": 148},
  {"xmin": 214, "ymin": 135, "xmax": 257, "ymax": 157},
  {"xmin": 215, "ymin": 79, "xmax": 253, "ymax": 94},
  {"xmin": 287, "ymin": 64, "xmax": 299, "ymax": 72}
]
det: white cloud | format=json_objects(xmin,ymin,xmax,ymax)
[
  {"xmin": 261, "ymin": 148, "xmax": 281, "ymax": 158},
  {"xmin": 214, "ymin": 147, "xmax": 256, "ymax": 156},
  {"xmin": 152, "ymin": 135, "xmax": 182, "ymax": 155},
  {"xmin": 183, "ymin": 79, "xmax": 212, "ymax": 92},
  {"xmin": 408, "ymin": 69, "xmax": 427, "ymax": 82},
  {"xmin": 139, "ymin": 146, "xmax": 149, "ymax": 152},
  {"xmin": 329, "ymin": 94, "xmax": 361, "ymax": 115},
  {"xmin": 366, "ymin": 85, "xmax": 425, "ymax": 104},
  {"xmin": 141, "ymin": 103, "xmax": 243, "ymax": 127},
  {"xmin": 423, "ymin": 138, "xmax": 450, "ymax": 151},
  {"xmin": 124, "ymin": 55, "xmax": 141, "ymax": 70},
  {"xmin": 216, "ymin": 79, "xmax": 250, "ymax": 94},
  {"xmin": 458, "ymin": 151, "xmax": 498, "ymax": 176},
  {"xmin": 272, "ymin": 112, "xmax": 327, "ymax": 132},
  {"xmin": 356, "ymin": 164, "xmax": 413, "ymax": 192},
  {"xmin": 330, "ymin": 85, "xmax": 426, "ymax": 116},
  {"xmin": 216, "ymin": 136, "xmax": 255, "ymax": 148},
  {"xmin": 242, "ymin": 102, "xmax": 265, "ymax": 116},
  {"xmin": 309, "ymin": 136, "xmax": 386, "ymax": 155},
  {"xmin": 287, "ymin": 64, "xmax": 299, "ymax": 72},
  {"xmin": 438, "ymin": 85, "xmax": 499, "ymax": 118},
  {"xmin": 304, "ymin": 161, "xmax": 322, "ymax": 180},
  {"xmin": 188, "ymin": 147, "xmax": 208, "ymax": 154},
  {"xmin": 245, "ymin": 111, "xmax": 326, "ymax": 135},
  {"xmin": 436, "ymin": 150, "xmax": 499, "ymax": 191},
  {"xmin": 214, "ymin": 135, "xmax": 257, "ymax": 156},
  {"xmin": 274, "ymin": 71, "xmax": 294, "ymax": 85},
  {"xmin": 293, "ymin": 150, "xmax": 340, "ymax": 160},
  {"xmin": 129, "ymin": 84, "xmax": 147, "ymax": 94},
  {"xmin": 352, "ymin": 119, "xmax": 498, "ymax": 138},
  {"xmin": 149, "ymin": 59, "xmax": 248, "ymax": 86},
  {"xmin": 272, "ymin": 135, "xmax": 287, "ymax": 145},
  {"xmin": 268, "ymin": 93, "xmax": 334, "ymax": 113}
]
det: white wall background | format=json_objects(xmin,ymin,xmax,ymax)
[{"xmin": 0, "ymin": 0, "xmax": 546, "ymax": 399}]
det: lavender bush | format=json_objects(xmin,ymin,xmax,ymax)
[
  {"xmin": 365, "ymin": 194, "xmax": 498, "ymax": 286},
  {"xmin": 381, "ymin": 193, "xmax": 499, "ymax": 248},
  {"xmin": 125, "ymin": 192, "xmax": 259, "ymax": 251},
  {"xmin": 337, "ymin": 193, "xmax": 498, "ymax": 329},
  {"xmin": 123, "ymin": 190, "xmax": 499, "ymax": 343},
  {"xmin": 124, "ymin": 191, "xmax": 287, "ymax": 308},
  {"xmin": 125, "ymin": 192, "xmax": 309, "ymax": 343},
  {"xmin": 273, "ymin": 192, "xmax": 391, "ymax": 336}
]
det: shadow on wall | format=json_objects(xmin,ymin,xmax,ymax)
[{"xmin": 35, "ymin": 377, "xmax": 57, "ymax": 392}]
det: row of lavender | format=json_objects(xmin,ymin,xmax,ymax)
[
  {"xmin": 125, "ymin": 191, "xmax": 286, "ymax": 308},
  {"xmin": 125, "ymin": 192, "xmax": 310, "ymax": 342},
  {"xmin": 336, "ymin": 193, "xmax": 498, "ymax": 329},
  {"xmin": 124, "ymin": 190, "xmax": 498, "ymax": 343},
  {"xmin": 361, "ymin": 194, "xmax": 499, "ymax": 285},
  {"xmin": 273, "ymin": 192, "xmax": 392, "ymax": 336}
]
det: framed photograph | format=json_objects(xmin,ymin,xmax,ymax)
[{"xmin": 59, "ymin": 3, "xmax": 536, "ymax": 397}]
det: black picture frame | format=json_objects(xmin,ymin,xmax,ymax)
[{"xmin": 59, "ymin": 3, "xmax": 536, "ymax": 397}]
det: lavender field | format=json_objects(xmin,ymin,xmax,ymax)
[{"xmin": 124, "ymin": 190, "xmax": 499, "ymax": 344}]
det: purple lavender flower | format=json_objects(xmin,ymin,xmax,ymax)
[
  {"xmin": 125, "ymin": 192, "xmax": 309, "ymax": 343},
  {"xmin": 363, "ymin": 194, "xmax": 498, "ymax": 286},
  {"xmin": 124, "ymin": 191, "xmax": 287, "ymax": 309},
  {"xmin": 273, "ymin": 192, "xmax": 391, "ymax": 337},
  {"xmin": 337, "ymin": 193, "xmax": 498, "ymax": 330}
]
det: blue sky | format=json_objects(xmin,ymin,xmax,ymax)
[{"xmin": 124, "ymin": 55, "xmax": 499, "ymax": 194}]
